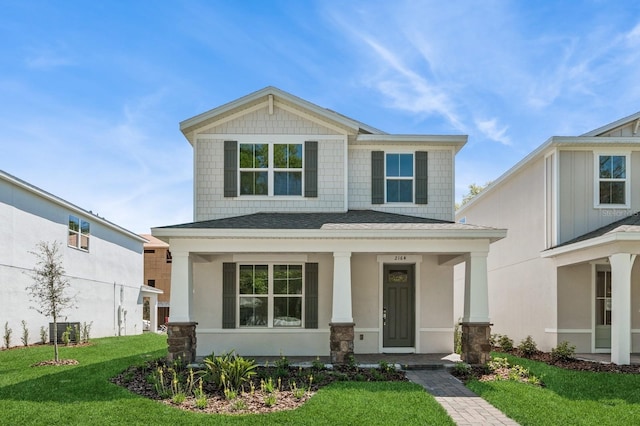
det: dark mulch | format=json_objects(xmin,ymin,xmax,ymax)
[
  {"xmin": 32, "ymin": 359, "xmax": 79, "ymax": 367},
  {"xmin": 452, "ymin": 348, "xmax": 640, "ymax": 383},
  {"xmin": 111, "ymin": 359, "xmax": 407, "ymax": 415}
]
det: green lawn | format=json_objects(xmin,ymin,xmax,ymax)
[
  {"xmin": 0, "ymin": 334, "xmax": 453, "ymax": 425},
  {"xmin": 467, "ymin": 353, "xmax": 640, "ymax": 426}
]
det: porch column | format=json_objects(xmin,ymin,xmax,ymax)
[
  {"xmin": 149, "ymin": 293, "xmax": 158, "ymax": 333},
  {"xmin": 461, "ymin": 252, "xmax": 491, "ymax": 365},
  {"xmin": 609, "ymin": 253, "xmax": 635, "ymax": 365},
  {"xmin": 330, "ymin": 251, "xmax": 354, "ymax": 364},
  {"xmin": 167, "ymin": 250, "xmax": 197, "ymax": 362}
]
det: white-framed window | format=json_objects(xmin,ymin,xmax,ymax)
[
  {"xmin": 386, "ymin": 153, "xmax": 413, "ymax": 202},
  {"xmin": 595, "ymin": 153, "xmax": 629, "ymax": 207},
  {"xmin": 68, "ymin": 215, "xmax": 90, "ymax": 251},
  {"xmin": 239, "ymin": 143, "xmax": 303, "ymax": 196},
  {"xmin": 238, "ymin": 263, "xmax": 303, "ymax": 327}
]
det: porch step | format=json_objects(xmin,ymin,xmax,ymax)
[{"xmin": 401, "ymin": 363, "xmax": 452, "ymax": 371}]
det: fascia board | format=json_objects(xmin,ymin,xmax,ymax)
[
  {"xmin": 151, "ymin": 227, "xmax": 506, "ymax": 242},
  {"xmin": 1, "ymin": 170, "xmax": 145, "ymax": 243},
  {"xmin": 355, "ymin": 134, "xmax": 467, "ymax": 153}
]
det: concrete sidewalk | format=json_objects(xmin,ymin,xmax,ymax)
[{"xmin": 405, "ymin": 369, "xmax": 519, "ymax": 425}]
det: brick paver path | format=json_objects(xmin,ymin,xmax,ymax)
[{"xmin": 405, "ymin": 369, "xmax": 519, "ymax": 425}]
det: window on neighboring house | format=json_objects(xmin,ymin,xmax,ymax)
[
  {"xmin": 239, "ymin": 143, "xmax": 303, "ymax": 196},
  {"xmin": 144, "ymin": 249, "xmax": 155, "ymax": 254},
  {"xmin": 68, "ymin": 215, "xmax": 90, "ymax": 251},
  {"xmin": 597, "ymin": 154, "xmax": 628, "ymax": 206},
  {"xmin": 238, "ymin": 264, "xmax": 303, "ymax": 327},
  {"xmin": 148, "ymin": 279, "xmax": 156, "ymax": 288},
  {"xmin": 386, "ymin": 153, "xmax": 413, "ymax": 202},
  {"xmin": 166, "ymin": 250, "xmax": 172, "ymax": 263}
]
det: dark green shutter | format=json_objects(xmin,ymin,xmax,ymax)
[
  {"xmin": 305, "ymin": 263, "xmax": 319, "ymax": 329},
  {"xmin": 224, "ymin": 141, "xmax": 237, "ymax": 197},
  {"xmin": 222, "ymin": 263, "xmax": 236, "ymax": 328},
  {"xmin": 371, "ymin": 151, "xmax": 384, "ymax": 204},
  {"xmin": 415, "ymin": 151, "xmax": 428, "ymax": 204},
  {"xmin": 304, "ymin": 141, "xmax": 318, "ymax": 198}
]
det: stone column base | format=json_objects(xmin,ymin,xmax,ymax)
[
  {"xmin": 330, "ymin": 322, "xmax": 355, "ymax": 364},
  {"xmin": 167, "ymin": 322, "xmax": 198, "ymax": 363},
  {"xmin": 461, "ymin": 322, "xmax": 491, "ymax": 365}
]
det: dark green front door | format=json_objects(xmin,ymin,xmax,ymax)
[{"xmin": 383, "ymin": 264, "xmax": 415, "ymax": 348}]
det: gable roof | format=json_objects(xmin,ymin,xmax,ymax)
[
  {"xmin": 457, "ymin": 111, "xmax": 640, "ymax": 215},
  {"xmin": 1, "ymin": 169, "xmax": 146, "ymax": 243},
  {"xmin": 179, "ymin": 86, "xmax": 386, "ymax": 143}
]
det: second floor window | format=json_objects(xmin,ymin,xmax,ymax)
[
  {"xmin": 597, "ymin": 154, "xmax": 627, "ymax": 206},
  {"xmin": 386, "ymin": 153, "xmax": 414, "ymax": 202},
  {"xmin": 68, "ymin": 215, "xmax": 90, "ymax": 251},
  {"xmin": 239, "ymin": 143, "xmax": 302, "ymax": 196}
]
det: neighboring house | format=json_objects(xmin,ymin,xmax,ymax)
[
  {"xmin": 0, "ymin": 169, "xmax": 151, "ymax": 345},
  {"xmin": 152, "ymin": 86, "xmax": 505, "ymax": 363},
  {"xmin": 141, "ymin": 234, "xmax": 172, "ymax": 326},
  {"xmin": 455, "ymin": 112, "xmax": 640, "ymax": 365}
]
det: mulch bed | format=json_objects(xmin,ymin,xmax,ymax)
[{"xmin": 111, "ymin": 360, "xmax": 407, "ymax": 415}]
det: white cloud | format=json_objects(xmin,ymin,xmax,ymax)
[{"xmin": 475, "ymin": 118, "xmax": 511, "ymax": 146}]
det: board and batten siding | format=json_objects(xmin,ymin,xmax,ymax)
[{"xmin": 557, "ymin": 150, "xmax": 640, "ymax": 244}]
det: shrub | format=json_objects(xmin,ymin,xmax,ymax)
[
  {"xmin": 497, "ymin": 334, "xmax": 514, "ymax": 352},
  {"xmin": 551, "ymin": 341, "xmax": 576, "ymax": 361},
  {"xmin": 40, "ymin": 326, "xmax": 47, "ymax": 344},
  {"xmin": 453, "ymin": 362, "xmax": 471, "ymax": 376},
  {"xmin": 21, "ymin": 320, "xmax": 29, "ymax": 346},
  {"xmin": 204, "ymin": 351, "xmax": 257, "ymax": 392},
  {"xmin": 81, "ymin": 321, "xmax": 93, "ymax": 343},
  {"xmin": 454, "ymin": 320, "xmax": 462, "ymax": 354},
  {"xmin": 311, "ymin": 356, "xmax": 325, "ymax": 371},
  {"xmin": 518, "ymin": 335, "xmax": 538, "ymax": 357},
  {"xmin": 62, "ymin": 325, "xmax": 72, "ymax": 346},
  {"xmin": 3, "ymin": 321, "xmax": 12, "ymax": 349}
]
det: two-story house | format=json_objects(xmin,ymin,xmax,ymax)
[
  {"xmin": 152, "ymin": 87, "xmax": 505, "ymax": 364},
  {"xmin": 456, "ymin": 112, "xmax": 640, "ymax": 365},
  {"xmin": 0, "ymin": 169, "xmax": 151, "ymax": 344}
]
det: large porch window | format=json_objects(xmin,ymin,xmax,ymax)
[{"xmin": 238, "ymin": 264, "xmax": 303, "ymax": 327}]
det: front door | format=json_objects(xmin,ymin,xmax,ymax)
[
  {"xmin": 595, "ymin": 268, "xmax": 612, "ymax": 350},
  {"xmin": 383, "ymin": 264, "xmax": 415, "ymax": 348}
]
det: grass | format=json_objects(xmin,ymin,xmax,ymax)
[
  {"xmin": 0, "ymin": 333, "xmax": 453, "ymax": 425},
  {"xmin": 467, "ymin": 353, "xmax": 640, "ymax": 425}
]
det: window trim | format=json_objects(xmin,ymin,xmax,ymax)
[
  {"xmin": 385, "ymin": 152, "xmax": 414, "ymax": 204},
  {"xmin": 68, "ymin": 215, "xmax": 90, "ymax": 252},
  {"xmin": 237, "ymin": 263, "xmax": 305, "ymax": 328},
  {"xmin": 238, "ymin": 141, "xmax": 304, "ymax": 197},
  {"xmin": 593, "ymin": 151, "xmax": 630, "ymax": 209}
]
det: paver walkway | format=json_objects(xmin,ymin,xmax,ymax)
[{"xmin": 405, "ymin": 369, "xmax": 519, "ymax": 426}]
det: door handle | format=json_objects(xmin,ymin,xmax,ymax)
[{"xmin": 383, "ymin": 307, "xmax": 387, "ymax": 326}]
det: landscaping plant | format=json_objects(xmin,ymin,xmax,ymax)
[
  {"xmin": 3, "ymin": 321, "xmax": 12, "ymax": 349},
  {"xmin": 26, "ymin": 241, "xmax": 76, "ymax": 362}
]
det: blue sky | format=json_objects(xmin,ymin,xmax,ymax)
[{"xmin": 2, "ymin": 1, "xmax": 640, "ymax": 233}]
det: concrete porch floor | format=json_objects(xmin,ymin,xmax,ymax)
[{"xmin": 250, "ymin": 353, "xmax": 461, "ymax": 369}]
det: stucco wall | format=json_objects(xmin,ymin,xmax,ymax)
[
  {"xmin": 0, "ymin": 178, "xmax": 144, "ymax": 345},
  {"xmin": 455, "ymin": 155, "xmax": 558, "ymax": 350}
]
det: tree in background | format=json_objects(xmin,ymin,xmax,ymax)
[
  {"xmin": 456, "ymin": 182, "xmax": 492, "ymax": 211},
  {"xmin": 27, "ymin": 241, "xmax": 76, "ymax": 362}
]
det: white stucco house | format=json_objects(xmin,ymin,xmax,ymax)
[
  {"xmin": 152, "ymin": 87, "xmax": 506, "ymax": 364},
  {"xmin": 0, "ymin": 169, "xmax": 155, "ymax": 345},
  {"xmin": 456, "ymin": 112, "xmax": 640, "ymax": 365}
]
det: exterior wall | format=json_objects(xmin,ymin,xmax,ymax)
[
  {"xmin": 558, "ymin": 150, "xmax": 640, "ymax": 244},
  {"xmin": 556, "ymin": 262, "xmax": 640, "ymax": 353},
  {"xmin": 348, "ymin": 146, "xmax": 454, "ymax": 222},
  {"xmin": 0, "ymin": 177, "xmax": 144, "ymax": 346},
  {"xmin": 192, "ymin": 252, "xmax": 454, "ymax": 357},
  {"xmin": 455, "ymin": 156, "xmax": 558, "ymax": 350},
  {"xmin": 194, "ymin": 106, "xmax": 347, "ymax": 221},
  {"xmin": 142, "ymin": 243, "xmax": 172, "ymax": 305},
  {"xmin": 556, "ymin": 264, "xmax": 592, "ymax": 352}
]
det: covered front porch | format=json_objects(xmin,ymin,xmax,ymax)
[
  {"xmin": 543, "ymin": 226, "xmax": 640, "ymax": 365},
  {"xmin": 152, "ymin": 212, "xmax": 505, "ymax": 365}
]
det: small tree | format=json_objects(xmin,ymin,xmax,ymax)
[{"xmin": 27, "ymin": 241, "xmax": 76, "ymax": 362}]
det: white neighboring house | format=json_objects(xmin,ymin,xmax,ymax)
[
  {"xmin": 455, "ymin": 112, "xmax": 640, "ymax": 365},
  {"xmin": 152, "ymin": 86, "xmax": 506, "ymax": 364},
  {"xmin": 0, "ymin": 169, "xmax": 155, "ymax": 346}
]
